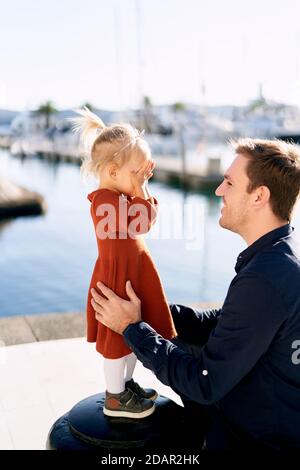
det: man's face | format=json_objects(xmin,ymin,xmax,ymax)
[{"xmin": 215, "ymin": 154, "xmax": 254, "ymax": 234}]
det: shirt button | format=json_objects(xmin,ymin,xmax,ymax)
[{"xmin": 202, "ymin": 370, "xmax": 208, "ymax": 376}]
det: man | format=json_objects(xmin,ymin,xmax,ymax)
[{"xmin": 90, "ymin": 138, "xmax": 300, "ymax": 450}]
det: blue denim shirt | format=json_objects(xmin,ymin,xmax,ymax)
[{"xmin": 123, "ymin": 224, "xmax": 300, "ymax": 448}]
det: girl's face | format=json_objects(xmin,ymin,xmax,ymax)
[{"xmin": 115, "ymin": 151, "xmax": 151, "ymax": 196}]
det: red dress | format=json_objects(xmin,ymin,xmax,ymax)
[{"xmin": 86, "ymin": 188, "xmax": 177, "ymax": 359}]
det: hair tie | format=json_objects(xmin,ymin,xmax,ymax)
[
  {"xmin": 96, "ymin": 126, "xmax": 103, "ymax": 135},
  {"xmin": 112, "ymin": 129, "xmax": 145, "ymax": 157}
]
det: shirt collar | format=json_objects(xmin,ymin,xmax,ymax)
[{"xmin": 234, "ymin": 223, "xmax": 294, "ymax": 273}]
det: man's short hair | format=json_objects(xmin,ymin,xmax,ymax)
[{"xmin": 230, "ymin": 138, "xmax": 300, "ymax": 221}]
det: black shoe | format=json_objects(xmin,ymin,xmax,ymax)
[
  {"xmin": 125, "ymin": 378, "xmax": 158, "ymax": 401},
  {"xmin": 103, "ymin": 388, "xmax": 155, "ymax": 419}
]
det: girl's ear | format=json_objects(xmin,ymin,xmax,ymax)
[{"xmin": 108, "ymin": 163, "xmax": 118, "ymax": 179}]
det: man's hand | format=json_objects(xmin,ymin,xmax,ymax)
[{"xmin": 91, "ymin": 280, "xmax": 142, "ymax": 335}]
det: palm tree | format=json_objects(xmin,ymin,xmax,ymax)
[
  {"xmin": 143, "ymin": 95, "xmax": 153, "ymax": 133},
  {"xmin": 172, "ymin": 101, "xmax": 186, "ymax": 133},
  {"xmin": 172, "ymin": 102, "xmax": 186, "ymax": 187},
  {"xmin": 172, "ymin": 101, "xmax": 185, "ymax": 114},
  {"xmin": 36, "ymin": 101, "xmax": 58, "ymax": 129}
]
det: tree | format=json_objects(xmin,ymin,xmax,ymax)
[
  {"xmin": 36, "ymin": 101, "xmax": 58, "ymax": 129},
  {"xmin": 172, "ymin": 101, "xmax": 186, "ymax": 132},
  {"xmin": 172, "ymin": 101, "xmax": 185, "ymax": 114},
  {"xmin": 172, "ymin": 102, "xmax": 187, "ymax": 187},
  {"xmin": 143, "ymin": 95, "xmax": 153, "ymax": 133}
]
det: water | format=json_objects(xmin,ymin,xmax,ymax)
[{"xmin": 0, "ymin": 148, "xmax": 299, "ymax": 317}]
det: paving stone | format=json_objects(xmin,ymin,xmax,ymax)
[
  {"xmin": 24, "ymin": 312, "xmax": 85, "ymax": 342},
  {"xmin": 0, "ymin": 316, "xmax": 36, "ymax": 346},
  {"xmin": 0, "ymin": 304, "xmax": 221, "ymax": 346}
]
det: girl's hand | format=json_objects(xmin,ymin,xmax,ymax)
[{"xmin": 131, "ymin": 160, "xmax": 155, "ymax": 190}]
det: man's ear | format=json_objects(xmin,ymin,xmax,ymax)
[{"xmin": 253, "ymin": 185, "xmax": 270, "ymax": 208}]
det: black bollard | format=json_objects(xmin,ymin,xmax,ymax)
[{"xmin": 46, "ymin": 392, "xmax": 202, "ymax": 450}]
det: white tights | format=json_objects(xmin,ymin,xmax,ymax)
[{"xmin": 103, "ymin": 352, "xmax": 137, "ymax": 394}]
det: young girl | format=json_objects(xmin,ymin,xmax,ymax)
[{"xmin": 71, "ymin": 107, "xmax": 177, "ymax": 419}]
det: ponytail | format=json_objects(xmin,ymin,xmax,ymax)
[
  {"xmin": 69, "ymin": 106, "xmax": 106, "ymax": 151},
  {"xmin": 68, "ymin": 107, "xmax": 150, "ymax": 180}
]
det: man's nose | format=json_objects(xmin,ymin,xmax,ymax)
[{"xmin": 215, "ymin": 181, "xmax": 224, "ymax": 197}]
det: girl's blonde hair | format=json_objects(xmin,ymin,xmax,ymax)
[{"xmin": 69, "ymin": 107, "xmax": 150, "ymax": 178}]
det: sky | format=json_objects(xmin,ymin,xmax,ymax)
[{"xmin": 1, "ymin": 0, "xmax": 300, "ymax": 111}]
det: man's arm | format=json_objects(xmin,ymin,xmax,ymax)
[
  {"xmin": 123, "ymin": 274, "xmax": 288, "ymax": 405},
  {"xmin": 169, "ymin": 303, "xmax": 221, "ymax": 345}
]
